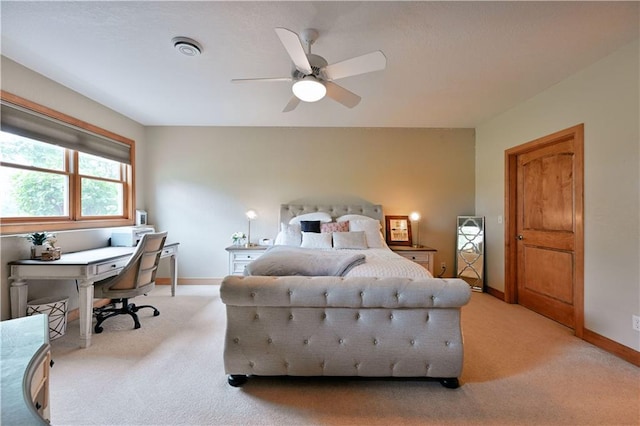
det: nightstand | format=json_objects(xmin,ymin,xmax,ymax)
[
  {"xmin": 389, "ymin": 246, "xmax": 437, "ymax": 276},
  {"xmin": 225, "ymin": 245, "xmax": 269, "ymax": 276}
]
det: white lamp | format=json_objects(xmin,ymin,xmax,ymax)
[
  {"xmin": 245, "ymin": 210, "xmax": 257, "ymax": 247},
  {"xmin": 292, "ymin": 75, "xmax": 326, "ymax": 102},
  {"xmin": 410, "ymin": 211, "xmax": 421, "ymax": 248}
]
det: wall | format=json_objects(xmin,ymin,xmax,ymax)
[
  {"xmin": 0, "ymin": 57, "xmax": 147, "ymax": 319},
  {"xmin": 475, "ymin": 40, "xmax": 639, "ymax": 350},
  {"xmin": 145, "ymin": 126, "xmax": 475, "ymax": 279}
]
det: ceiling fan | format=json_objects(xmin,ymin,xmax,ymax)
[{"xmin": 232, "ymin": 28, "xmax": 387, "ymax": 112}]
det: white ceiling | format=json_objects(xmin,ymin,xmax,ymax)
[{"xmin": 1, "ymin": 1, "xmax": 638, "ymax": 128}]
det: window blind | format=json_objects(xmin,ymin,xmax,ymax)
[{"xmin": 1, "ymin": 101, "xmax": 131, "ymax": 165}]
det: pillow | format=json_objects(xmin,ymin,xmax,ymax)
[
  {"xmin": 274, "ymin": 223, "xmax": 301, "ymax": 246},
  {"xmin": 333, "ymin": 231, "xmax": 368, "ymax": 249},
  {"xmin": 336, "ymin": 214, "xmax": 378, "ymax": 223},
  {"xmin": 300, "ymin": 220, "xmax": 321, "ymax": 233},
  {"xmin": 349, "ymin": 219, "xmax": 386, "ymax": 248},
  {"xmin": 320, "ymin": 221, "xmax": 349, "ymax": 233},
  {"xmin": 289, "ymin": 212, "xmax": 332, "ymax": 224},
  {"xmin": 300, "ymin": 231, "xmax": 332, "ymax": 249}
]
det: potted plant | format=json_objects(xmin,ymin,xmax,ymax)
[{"xmin": 26, "ymin": 232, "xmax": 55, "ymax": 259}]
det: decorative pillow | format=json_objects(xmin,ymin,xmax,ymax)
[
  {"xmin": 300, "ymin": 220, "xmax": 321, "ymax": 233},
  {"xmin": 289, "ymin": 212, "xmax": 332, "ymax": 224},
  {"xmin": 274, "ymin": 223, "xmax": 301, "ymax": 246},
  {"xmin": 349, "ymin": 219, "xmax": 386, "ymax": 248},
  {"xmin": 300, "ymin": 231, "xmax": 332, "ymax": 249},
  {"xmin": 333, "ymin": 231, "xmax": 368, "ymax": 250},
  {"xmin": 320, "ymin": 221, "xmax": 349, "ymax": 233},
  {"xmin": 336, "ymin": 214, "xmax": 378, "ymax": 223}
]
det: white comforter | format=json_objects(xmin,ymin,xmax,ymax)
[{"xmin": 344, "ymin": 247, "xmax": 433, "ymax": 279}]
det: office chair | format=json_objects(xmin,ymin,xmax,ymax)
[{"xmin": 93, "ymin": 231, "xmax": 168, "ymax": 333}]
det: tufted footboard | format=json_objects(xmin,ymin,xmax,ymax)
[{"xmin": 220, "ymin": 275, "xmax": 471, "ymax": 388}]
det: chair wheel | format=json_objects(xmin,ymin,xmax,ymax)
[{"xmin": 94, "ymin": 325, "xmax": 103, "ymax": 334}]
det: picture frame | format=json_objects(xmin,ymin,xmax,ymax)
[
  {"xmin": 136, "ymin": 210, "xmax": 148, "ymax": 226},
  {"xmin": 385, "ymin": 215, "xmax": 413, "ymax": 246}
]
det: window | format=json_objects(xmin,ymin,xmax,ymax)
[
  {"xmin": 78, "ymin": 152, "xmax": 125, "ymax": 217},
  {"xmin": 0, "ymin": 91, "xmax": 135, "ymax": 234},
  {"xmin": 1, "ymin": 132, "xmax": 70, "ymax": 218}
]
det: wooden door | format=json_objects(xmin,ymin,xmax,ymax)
[{"xmin": 505, "ymin": 125, "xmax": 584, "ymax": 332}]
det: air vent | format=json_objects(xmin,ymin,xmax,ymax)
[{"xmin": 172, "ymin": 37, "xmax": 202, "ymax": 57}]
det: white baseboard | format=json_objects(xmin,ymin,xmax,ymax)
[{"xmin": 156, "ymin": 277, "xmax": 222, "ymax": 285}]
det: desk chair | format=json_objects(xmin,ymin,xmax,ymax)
[{"xmin": 93, "ymin": 231, "xmax": 168, "ymax": 333}]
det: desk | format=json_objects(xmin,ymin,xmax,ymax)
[{"xmin": 9, "ymin": 242, "xmax": 179, "ymax": 348}]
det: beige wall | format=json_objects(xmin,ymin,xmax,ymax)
[
  {"xmin": 475, "ymin": 40, "xmax": 639, "ymax": 350},
  {"xmin": 145, "ymin": 126, "xmax": 476, "ymax": 279}
]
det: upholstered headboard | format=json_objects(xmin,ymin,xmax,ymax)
[{"xmin": 279, "ymin": 204, "xmax": 383, "ymax": 224}]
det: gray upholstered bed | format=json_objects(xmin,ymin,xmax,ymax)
[{"xmin": 220, "ymin": 203, "xmax": 472, "ymax": 388}]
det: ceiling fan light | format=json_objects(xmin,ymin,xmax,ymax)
[{"xmin": 292, "ymin": 77, "xmax": 326, "ymax": 102}]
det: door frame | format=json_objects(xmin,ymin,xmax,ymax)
[{"xmin": 504, "ymin": 124, "xmax": 584, "ymax": 337}]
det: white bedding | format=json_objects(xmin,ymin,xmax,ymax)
[
  {"xmin": 274, "ymin": 203, "xmax": 432, "ymax": 279},
  {"xmin": 344, "ymin": 247, "xmax": 433, "ymax": 279},
  {"xmin": 254, "ymin": 246, "xmax": 432, "ymax": 279}
]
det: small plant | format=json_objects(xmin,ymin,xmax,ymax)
[
  {"xmin": 231, "ymin": 232, "xmax": 246, "ymax": 245},
  {"xmin": 26, "ymin": 232, "xmax": 55, "ymax": 246}
]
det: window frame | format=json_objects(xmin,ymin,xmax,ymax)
[{"xmin": 0, "ymin": 91, "xmax": 135, "ymax": 234}]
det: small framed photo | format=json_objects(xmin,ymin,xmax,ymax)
[
  {"xmin": 385, "ymin": 215, "xmax": 413, "ymax": 246},
  {"xmin": 136, "ymin": 210, "xmax": 148, "ymax": 226}
]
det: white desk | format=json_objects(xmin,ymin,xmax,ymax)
[{"xmin": 9, "ymin": 242, "xmax": 179, "ymax": 348}]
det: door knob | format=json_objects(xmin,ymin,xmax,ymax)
[{"xmin": 517, "ymin": 235, "xmax": 524, "ymax": 240}]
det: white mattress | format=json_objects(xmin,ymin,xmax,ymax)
[{"xmin": 344, "ymin": 247, "xmax": 433, "ymax": 279}]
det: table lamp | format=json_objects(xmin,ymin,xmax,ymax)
[
  {"xmin": 245, "ymin": 210, "xmax": 257, "ymax": 247},
  {"xmin": 410, "ymin": 211, "xmax": 421, "ymax": 247}
]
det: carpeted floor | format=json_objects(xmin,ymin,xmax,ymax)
[{"xmin": 48, "ymin": 285, "xmax": 639, "ymax": 425}]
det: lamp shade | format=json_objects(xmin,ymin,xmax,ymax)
[
  {"xmin": 246, "ymin": 210, "xmax": 257, "ymax": 220},
  {"xmin": 292, "ymin": 76, "xmax": 326, "ymax": 102}
]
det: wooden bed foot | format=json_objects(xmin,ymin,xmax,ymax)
[
  {"xmin": 439, "ymin": 378, "xmax": 460, "ymax": 389},
  {"xmin": 228, "ymin": 375, "xmax": 248, "ymax": 387}
]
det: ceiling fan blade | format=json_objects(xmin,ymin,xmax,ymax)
[
  {"xmin": 274, "ymin": 27, "xmax": 313, "ymax": 75},
  {"xmin": 282, "ymin": 96, "xmax": 301, "ymax": 113},
  {"xmin": 322, "ymin": 51, "xmax": 387, "ymax": 81},
  {"xmin": 324, "ymin": 81, "xmax": 361, "ymax": 108},
  {"xmin": 231, "ymin": 77, "xmax": 292, "ymax": 83}
]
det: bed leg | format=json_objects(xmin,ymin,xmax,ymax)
[
  {"xmin": 228, "ymin": 375, "xmax": 248, "ymax": 387},
  {"xmin": 439, "ymin": 378, "xmax": 460, "ymax": 389}
]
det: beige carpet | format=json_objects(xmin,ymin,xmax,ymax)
[{"xmin": 48, "ymin": 285, "xmax": 639, "ymax": 426}]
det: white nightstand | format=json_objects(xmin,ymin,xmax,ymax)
[
  {"xmin": 389, "ymin": 245, "xmax": 437, "ymax": 276},
  {"xmin": 225, "ymin": 245, "xmax": 269, "ymax": 275}
]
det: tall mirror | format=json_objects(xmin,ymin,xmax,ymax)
[{"xmin": 456, "ymin": 216, "xmax": 485, "ymax": 292}]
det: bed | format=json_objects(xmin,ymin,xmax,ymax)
[{"xmin": 220, "ymin": 203, "xmax": 472, "ymax": 388}]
